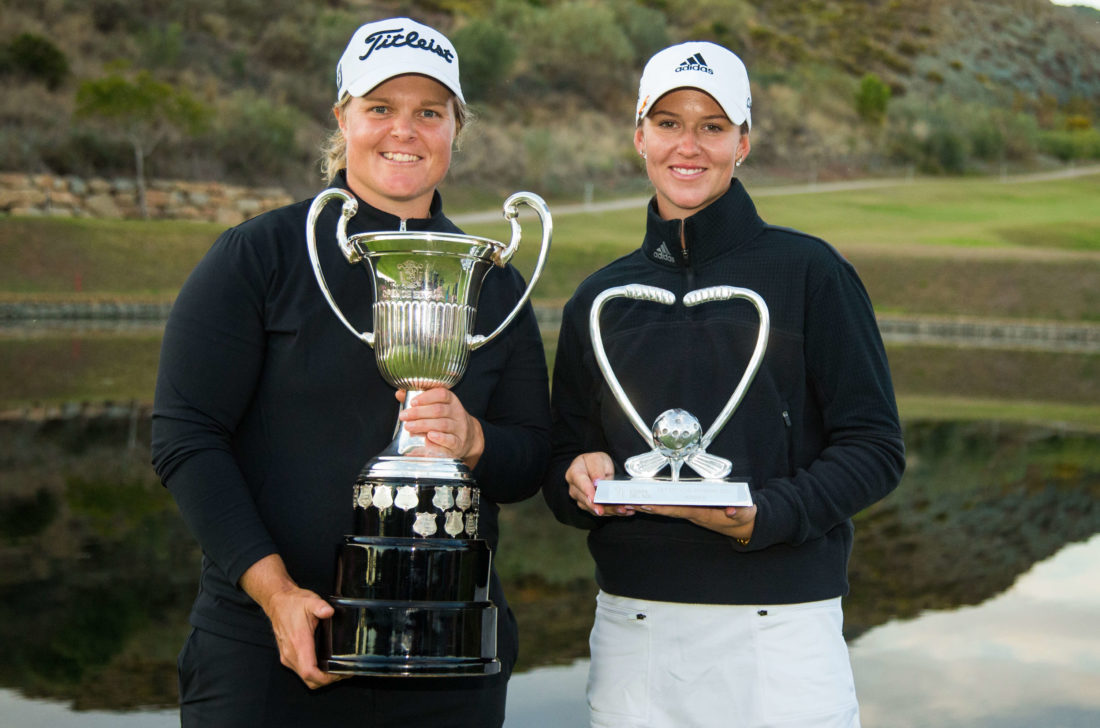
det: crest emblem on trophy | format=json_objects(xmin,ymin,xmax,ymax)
[
  {"xmin": 305, "ymin": 187, "xmax": 551, "ymax": 676},
  {"xmin": 590, "ymin": 284, "xmax": 769, "ymax": 507}
]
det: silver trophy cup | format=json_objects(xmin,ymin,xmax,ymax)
[
  {"xmin": 305, "ymin": 187, "xmax": 551, "ymax": 676},
  {"xmin": 590, "ymin": 284, "xmax": 769, "ymax": 506}
]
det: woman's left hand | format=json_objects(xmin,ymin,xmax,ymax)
[
  {"xmin": 397, "ymin": 388, "xmax": 485, "ymax": 468},
  {"xmin": 636, "ymin": 503, "xmax": 757, "ymax": 543}
]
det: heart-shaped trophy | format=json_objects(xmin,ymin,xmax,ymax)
[{"xmin": 591, "ymin": 284, "xmax": 769, "ymax": 506}]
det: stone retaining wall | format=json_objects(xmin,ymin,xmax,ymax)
[
  {"xmin": 0, "ymin": 172, "xmax": 293, "ymax": 225},
  {"xmin": 877, "ymin": 317, "xmax": 1100, "ymax": 353},
  {"xmin": 0, "ymin": 301, "xmax": 172, "ymax": 321}
]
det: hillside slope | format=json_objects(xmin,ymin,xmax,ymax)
[{"xmin": 1, "ymin": 0, "xmax": 1097, "ymax": 198}]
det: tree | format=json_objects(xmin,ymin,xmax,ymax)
[{"xmin": 75, "ymin": 70, "xmax": 209, "ymax": 218}]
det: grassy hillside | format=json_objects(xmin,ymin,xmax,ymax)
[{"xmin": 1, "ymin": 0, "xmax": 1098, "ymax": 200}]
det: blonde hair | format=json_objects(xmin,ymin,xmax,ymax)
[{"xmin": 320, "ymin": 94, "xmax": 469, "ymax": 182}]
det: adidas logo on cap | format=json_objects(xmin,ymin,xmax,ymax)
[{"xmin": 676, "ymin": 53, "xmax": 713, "ymax": 75}]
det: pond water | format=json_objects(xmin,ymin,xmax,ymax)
[
  {"xmin": 2, "ymin": 535, "xmax": 1098, "ymax": 727},
  {"xmin": 1, "ymin": 330, "xmax": 1098, "ymax": 727}
]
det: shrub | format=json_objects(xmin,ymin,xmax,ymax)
[
  {"xmin": 1064, "ymin": 114, "xmax": 1092, "ymax": 131},
  {"xmin": 452, "ymin": 18, "xmax": 518, "ymax": 101},
  {"xmin": 922, "ymin": 128, "xmax": 968, "ymax": 173},
  {"xmin": 968, "ymin": 120, "xmax": 1004, "ymax": 161},
  {"xmin": 256, "ymin": 16, "xmax": 320, "ymax": 72},
  {"xmin": 138, "ymin": 23, "xmax": 185, "ymax": 69},
  {"xmin": 855, "ymin": 73, "xmax": 891, "ymax": 125},
  {"xmin": 662, "ymin": 0, "xmax": 753, "ymax": 49},
  {"xmin": 90, "ymin": 0, "xmax": 134, "ymax": 32},
  {"xmin": 38, "ymin": 130, "xmax": 132, "ymax": 178},
  {"xmin": 964, "ymin": 109, "xmax": 1039, "ymax": 162},
  {"xmin": 3, "ymin": 33, "xmax": 69, "ymax": 90},
  {"xmin": 1039, "ymin": 129, "xmax": 1100, "ymax": 161},
  {"xmin": 611, "ymin": 0, "xmax": 671, "ymax": 62},
  {"xmin": 206, "ymin": 92, "xmax": 309, "ymax": 184},
  {"xmin": 521, "ymin": 2, "xmax": 635, "ymax": 108}
]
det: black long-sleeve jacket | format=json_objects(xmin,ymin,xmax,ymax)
[
  {"xmin": 152, "ymin": 172, "xmax": 551, "ymax": 646},
  {"xmin": 542, "ymin": 180, "xmax": 904, "ymax": 605}
]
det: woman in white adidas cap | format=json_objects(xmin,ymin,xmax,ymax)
[
  {"xmin": 153, "ymin": 17, "xmax": 550, "ymax": 727},
  {"xmin": 543, "ymin": 41, "xmax": 904, "ymax": 727}
]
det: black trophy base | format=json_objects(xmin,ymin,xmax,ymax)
[
  {"xmin": 334, "ymin": 536, "xmax": 491, "ymax": 602},
  {"xmin": 318, "ymin": 597, "xmax": 500, "ymax": 677}
]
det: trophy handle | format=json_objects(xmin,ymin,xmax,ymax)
[
  {"xmin": 683, "ymin": 286, "xmax": 770, "ymax": 449},
  {"xmin": 306, "ymin": 188, "xmax": 374, "ymax": 346},
  {"xmin": 468, "ymin": 192, "xmax": 553, "ymax": 351},
  {"xmin": 589, "ymin": 284, "xmax": 677, "ymax": 447}
]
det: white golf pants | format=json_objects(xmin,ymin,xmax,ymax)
[{"xmin": 587, "ymin": 591, "xmax": 860, "ymax": 728}]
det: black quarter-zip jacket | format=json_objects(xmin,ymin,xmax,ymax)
[{"xmin": 542, "ymin": 179, "xmax": 905, "ymax": 605}]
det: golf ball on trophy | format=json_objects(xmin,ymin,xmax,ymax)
[{"xmin": 651, "ymin": 408, "xmax": 702, "ymax": 457}]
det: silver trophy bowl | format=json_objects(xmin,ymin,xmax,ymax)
[{"xmin": 307, "ymin": 187, "xmax": 552, "ymax": 479}]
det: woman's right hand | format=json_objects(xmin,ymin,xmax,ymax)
[
  {"xmin": 240, "ymin": 554, "xmax": 343, "ymax": 689},
  {"xmin": 565, "ymin": 452, "xmax": 635, "ymax": 518}
]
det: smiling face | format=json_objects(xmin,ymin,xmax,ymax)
[
  {"xmin": 634, "ymin": 88, "xmax": 751, "ymax": 221},
  {"xmin": 336, "ymin": 74, "xmax": 457, "ymax": 219}
]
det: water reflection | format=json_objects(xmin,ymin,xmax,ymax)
[
  {"xmin": 852, "ymin": 533, "xmax": 1100, "ymax": 728},
  {"xmin": 0, "ymin": 413, "xmax": 1096, "ymax": 725}
]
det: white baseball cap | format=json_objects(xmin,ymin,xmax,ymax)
[
  {"xmin": 635, "ymin": 41, "xmax": 751, "ymax": 129},
  {"xmin": 336, "ymin": 18, "xmax": 464, "ymax": 103}
]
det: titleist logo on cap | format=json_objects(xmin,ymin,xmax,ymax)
[{"xmin": 358, "ymin": 26, "xmax": 455, "ymax": 63}]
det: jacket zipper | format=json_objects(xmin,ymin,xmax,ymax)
[{"xmin": 680, "ymin": 220, "xmax": 694, "ymax": 298}]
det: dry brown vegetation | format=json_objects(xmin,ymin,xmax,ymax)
[{"xmin": 1, "ymin": 0, "xmax": 1098, "ymax": 200}]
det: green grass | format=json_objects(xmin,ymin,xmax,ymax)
[
  {"xmin": 460, "ymin": 208, "xmax": 649, "ymax": 304},
  {"xmin": 0, "ymin": 331, "xmax": 162, "ymax": 407},
  {"xmin": 461, "ymin": 174, "xmax": 1100, "ymax": 310},
  {"xmin": 750, "ymin": 175, "xmax": 1100, "ymax": 252},
  {"xmin": 0, "ymin": 216, "xmax": 224, "ymax": 300},
  {"xmin": 897, "ymin": 396, "xmax": 1100, "ymax": 432},
  {"xmin": 2, "ymin": 174, "xmax": 1097, "ymax": 308},
  {"xmin": 886, "ymin": 345, "xmax": 1100, "ymax": 404}
]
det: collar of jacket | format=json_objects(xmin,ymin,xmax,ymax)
[
  {"xmin": 641, "ymin": 178, "xmax": 765, "ymax": 268},
  {"xmin": 333, "ymin": 169, "xmax": 450, "ymax": 232}
]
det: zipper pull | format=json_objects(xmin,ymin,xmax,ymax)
[{"xmin": 399, "ymin": 218, "xmax": 407, "ymax": 232}]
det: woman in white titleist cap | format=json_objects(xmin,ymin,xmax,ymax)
[
  {"xmin": 542, "ymin": 41, "xmax": 904, "ymax": 727},
  {"xmin": 153, "ymin": 17, "xmax": 550, "ymax": 727}
]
